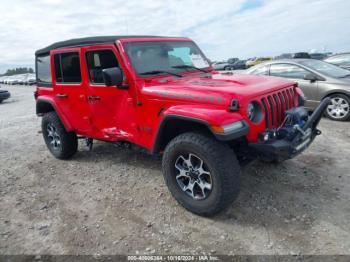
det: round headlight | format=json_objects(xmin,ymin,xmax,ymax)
[{"xmin": 247, "ymin": 101, "xmax": 263, "ymax": 123}]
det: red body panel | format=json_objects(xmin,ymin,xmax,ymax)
[{"xmin": 36, "ymin": 37, "xmax": 299, "ymax": 151}]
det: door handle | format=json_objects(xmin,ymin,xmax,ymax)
[
  {"xmin": 56, "ymin": 93, "xmax": 68, "ymax": 99},
  {"xmin": 88, "ymin": 96, "xmax": 101, "ymax": 101}
]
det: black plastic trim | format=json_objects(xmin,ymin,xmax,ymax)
[
  {"xmin": 35, "ymin": 35, "xmax": 179, "ymax": 56},
  {"xmin": 152, "ymin": 115, "xmax": 249, "ymax": 154}
]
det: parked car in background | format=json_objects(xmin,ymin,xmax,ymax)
[
  {"xmin": 227, "ymin": 57, "xmax": 239, "ymax": 64},
  {"xmin": 293, "ymin": 52, "xmax": 311, "ymax": 59},
  {"xmin": 310, "ymin": 53, "xmax": 329, "ymax": 60},
  {"xmin": 246, "ymin": 57, "xmax": 272, "ymax": 68},
  {"xmin": 324, "ymin": 53, "xmax": 350, "ymax": 71},
  {"xmin": 212, "ymin": 61, "xmax": 232, "ymax": 70},
  {"xmin": 0, "ymin": 87, "xmax": 11, "ymax": 103},
  {"xmin": 7, "ymin": 76, "xmax": 19, "ymax": 85},
  {"xmin": 274, "ymin": 53, "xmax": 293, "ymax": 60},
  {"xmin": 231, "ymin": 60, "xmax": 247, "ymax": 70},
  {"xmin": 25, "ymin": 74, "xmax": 36, "ymax": 85},
  {"xmin": 17, "ymin": 74, "xmax": 27, "ymax": 85},
  {"xmin": 246, "ymin": 59, "xmax": 350, "ymax": 121},
  {"xmin": 0, "ymin": 74, "xmax": 36, "ymax": 85}
]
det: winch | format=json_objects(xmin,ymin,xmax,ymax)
[{"xmin": 277, "ymin": 107, "xmax": 309, "ymax": 141}]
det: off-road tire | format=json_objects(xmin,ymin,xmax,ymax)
[
  {"xmin": 42, "ymin": 112, "xmax": 78, "ymax": 159},
  {"xmin": 162, "ymin": 132, "xmax": 240, "ymax": 216},
  {"xmin": 325, "ymin": 94, "xmax": 350, "ymax": 121}
]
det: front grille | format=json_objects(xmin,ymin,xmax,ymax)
[{"xmin": 261, "ymin": 87, "xmax": 296, "ymax": 129}]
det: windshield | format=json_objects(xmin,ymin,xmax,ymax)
[
  {"xmin": 299, "ymin": 59, "xmax": 350, "ymax": 78},
  {"xmin": 124, "ymin": 41, "xmax": 210, "ymax": 76}
]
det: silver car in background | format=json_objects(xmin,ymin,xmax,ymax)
[
  {"xmin": 246, "ymin": 59, "xmax": 350, "ymax": 121},
  {"xmin": 324, "ymin": 53, "xmax": 350, "ymax": 71}
]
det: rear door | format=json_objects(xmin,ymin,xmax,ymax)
[{"xmin": 52, "ymin": 49, "xmax": 91, "ymax": 133}]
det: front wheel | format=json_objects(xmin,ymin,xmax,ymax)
[
  {"xmin": 162, "ymin": 132, "xmax": 240, "ymax": 217},
  {"xmin": 42, "ymin": 112, "xmax": 78, "ymax": 159},
  {"xmin": 325, "ymin": 94, "xmax": 350, "ymax": 121}
]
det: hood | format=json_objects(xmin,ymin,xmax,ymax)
[{"xmin": 142, "ymin": 73, "xmax": 295, "ymax": 105}]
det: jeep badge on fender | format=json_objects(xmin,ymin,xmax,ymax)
[{"xmin": 34, "ymin": 36, "xmax": 329, "ymax": 216}]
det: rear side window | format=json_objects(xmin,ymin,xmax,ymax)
[
  {"xmin": 86, "ymin": 49, "xmax": 119, "ymax": 84},
  {"xmin": 36, "ymin": 55, "xmax": 52, "ymax": 86},
  {"xmin": 54, "ymin": 52, "xmax": 82, "ymax": 83}
]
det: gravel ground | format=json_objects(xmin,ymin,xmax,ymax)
[{"xmin": 0, "ymin": 85, "xmax": 350, "ymax": 255}]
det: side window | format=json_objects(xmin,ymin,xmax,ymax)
[
  {"xmin": 270, "ymin": 64, "xmax": 308, "ymax": 79},
  {"xmin": 86, "ymin": 49, "xmax": 119, "ymax": 84},
  {"xmin": 36, "ymin": 55, "xmax": 52, "ymax": 85},
  {"xmin": 54, "ymin": 52, "xmax": 82, "ymax": 83},
  {"xmin": 252, "ymin": 65, "xmax": 269, "ymax": 75}
]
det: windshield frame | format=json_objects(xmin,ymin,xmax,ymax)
[
  {"xmin": 120, "ymin": 38, "xmax": 212, "ymax": 78},
  {"xmin": 299, "ymin": 59, "xmax": 350, "ymax": 78}
]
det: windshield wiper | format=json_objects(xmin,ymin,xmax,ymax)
[
  {"xmin": 139, "ymin": 70, "xmax": 182, "ymax": 77},
  {"xmin": 172, "ymin": 65, "xmax": 209, "ymax": 73}
]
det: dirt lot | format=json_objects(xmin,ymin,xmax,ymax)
[{"xmin": 1, "ymin": 85, "xmax": 350, "ymax": 255}]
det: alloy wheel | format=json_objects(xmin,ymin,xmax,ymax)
[
  {"xmin": 46, "ymin": 123, "xmax": 61, "ymax": 150},
  {"xmin": 174, "ymin": 153, "xmax": 212, "ymax": 200}
]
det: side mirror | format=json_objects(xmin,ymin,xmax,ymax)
[
  {"xmin": 303, "ymin": 73, "xmax": 318, "ymax": 82},
  {"xmin": 102, "ymin": 67, "xmax": 126, "ymax": 88}
]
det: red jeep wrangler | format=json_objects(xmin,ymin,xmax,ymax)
[{"xmin": 35, "ymin": 36, "xmax": 329, "ymax": 216}]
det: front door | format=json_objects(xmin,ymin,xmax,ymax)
[
  {"xmin": 82, "ymin": 46, "xmax": 132, "ymax": 140},
  {"xmin": 52, "ymin": 49, "xmax": 91, "ymax": 133}
]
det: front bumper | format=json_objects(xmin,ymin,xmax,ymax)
[{"xmin": 249, "ymin": 97, "xmax": 330, "ymax": 161}]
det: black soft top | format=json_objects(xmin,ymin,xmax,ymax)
[{"xmin": 35, "ymin": 35, "xmax": 178, "ymax": 56}]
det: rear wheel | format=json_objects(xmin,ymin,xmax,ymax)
[
  {"xmin": 162, "ymin": 132, "xmax": 240, "ymax": 217},
  {"xmin": 42, "ymin": 112, "xmax": 78, "ymax": 159},
  {"xmin": 325, "ymin": 94, "xmax": 350, "ymax": 121}
]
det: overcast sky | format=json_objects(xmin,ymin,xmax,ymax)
[{"xmin": 0, "ymin": 0, "xmax": 349, "ymax": 73}]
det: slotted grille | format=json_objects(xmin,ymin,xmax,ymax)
[{"xmin": 261, "ymin": 87, "xmax": 295, "ymax": 129}]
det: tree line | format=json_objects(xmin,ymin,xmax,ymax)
[{"xmin": 0, "ymin": 67, "xmax": 34, "ymax": 76}]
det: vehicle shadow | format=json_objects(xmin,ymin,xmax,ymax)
[
  {"xmin": 73, "ymin": 140, "xmax": 162, "ymax": 172},
  {"xmin": 72, "ymin": 140, "xmax": 339, "ymax": 235}
]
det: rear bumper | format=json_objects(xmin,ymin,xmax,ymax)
[{"xmin": 249, "ymin": 98, "xmax": 330, "ymax": 161}]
